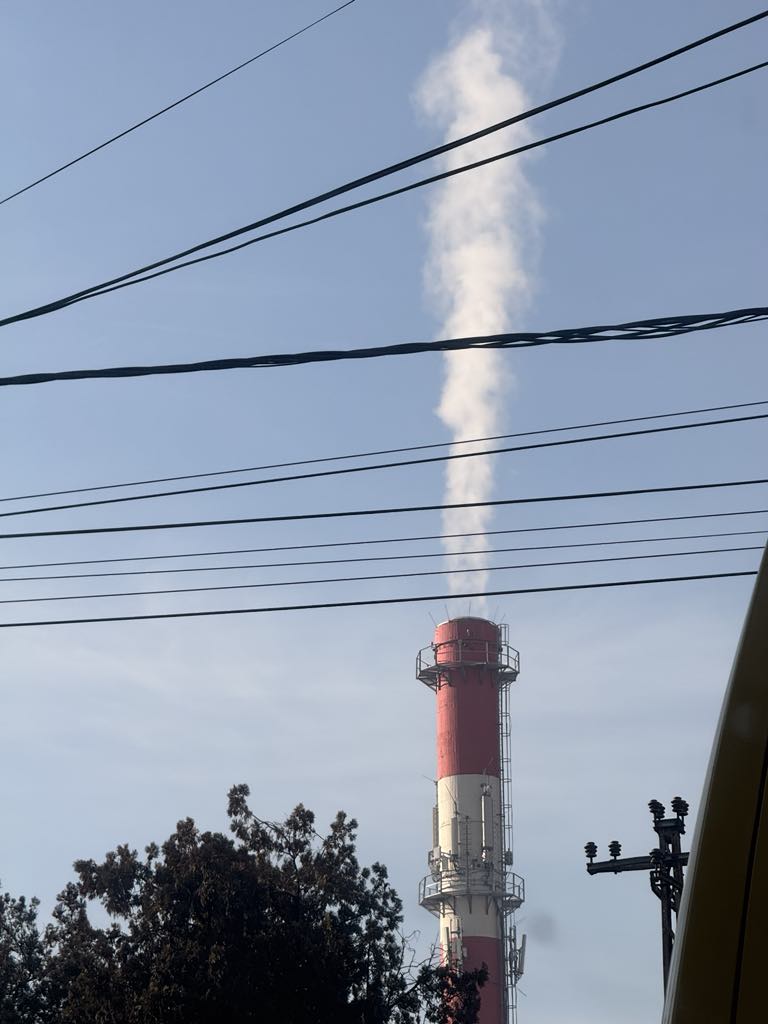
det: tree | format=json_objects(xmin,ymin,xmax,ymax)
[
  {"xmin": 0, "ymin": 886, "xmax": 46, "ymax": 1024},
  {"xmin": 37, "ymin": 785, "xmax": 486, "ymax": 1023}
]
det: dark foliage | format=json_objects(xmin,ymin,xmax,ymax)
[
  {"xmin": 0, "ymin": 888, "xmax": 46, "ymax": 1024},
  {"xmin": 1, "ymin": 787, "xmax": 486, "ymax": 1023}
]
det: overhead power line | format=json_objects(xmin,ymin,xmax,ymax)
[
  {"xmin": 5, "ymin": 411, "xmax": 766, "ymax": 520},
  {"xmin": 2, "ymin": 4, "xmax": 759, "ymax": 215},
  {"xmin": 1, "ymin": 306, "xmax": 766, "ymax": 388},
  {"xmin": 2, "ymin": 529, "xmax": 764, "ymax": 584},
  {"xmin": 5, "ymin": 397, "xmax": 765, "ymax": 504},
  {"xmin": 0, "ymin": 1, "xmax": 358, "ymax": 207},
  {"xmin": 69, "ymin": 59, "xmax": 768, "ymax": 312},
  {"xmin": 0, "ymin": 572, "xmax": 755, "ymax": 629},
  {"xmin": 6, "ymin": 61, "xmax": 768, "ymax": 331},
  {"xmin": 0, "ymin": 478, "xmax": 766, "ymax": 542},
  {"xmin": 1, "ymin": 508, "xmax": 766, "ymax": 572},
  {"xmin": 0, "ymin": 545, "xmax": 759, "ymax": 606},
  {"xmin": 1, "ymin": 6, "xmax": 765, "ymax": 327}
]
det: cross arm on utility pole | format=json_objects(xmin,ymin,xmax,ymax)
[
  {"xmin": 586, "ymin": 854, "xmax": 654, "ymax": 875},
  {"xmin": 586, "ymin": 850, "xmax": 689, "ymax": 876}
]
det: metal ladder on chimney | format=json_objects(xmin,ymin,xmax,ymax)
[{"xmin": 498, "ymin": 623, "xmax": 525, "ymax": 1023}]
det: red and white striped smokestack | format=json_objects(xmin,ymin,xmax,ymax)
[{"xmin": 417, "ymin": 618, "xmax": 525, "ymax": 1024}]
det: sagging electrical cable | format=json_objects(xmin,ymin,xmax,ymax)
[
  {"xmin": 1, "ymin": 306, "xmax": 765, "ymax": 388},
  {"xmin": 0, "ymin": 572, "xmax": 756, "ymax": 629},
  {"xmin": 0, "ymin": 545, "xmax": 759, "ymax": 606},
  {"xmin": 0, "ymin": 2, "xmax": 358, "ymax": 207},
  {"xmin": 74, "ymin": 60, "xmax": 768, "ymax": 312},
  {"xmin": 1, "ymin": 508, "xmax": 766, "ymax": 572},
  {"xmin": 1, "ymin": 22, "xmax": 767, "ymax": 330},
  {"xmin": 0, "ymin": 478, "xmax": 766, "ymax": 542},
  {"xmin": 1, "ymin": 529, "xmax": 765, "ymax": 584},
  {"xmin": 5, "ymin": 396, "xmax": 765, "ymax": 504},
  {"xmin": 4, "ymin": 411, "xmax": 767, "ymax": 520}
]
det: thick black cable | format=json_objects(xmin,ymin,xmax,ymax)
[
  {"xmin": 6, "ymin": 398, "xmax": 766, "ymax": 504},
  {"xmin": 0, "ymin": 478, "xmax": 766, "ymax": 542},
  {"xmin": 5, "ymin": 412, "xmax": 766, "ymax": 520},
  {"xmin": 1, "ymin": 307, "xmax": 765, "ymax": 388},
  {"xmin": 1, "ymin": 540, "xmax": 765, "ymax": 602},
  {"xmin": 0, "ymin": 1, "xmax": 358, "ymax": 207},
  {"xmin": 76, "ymin": 61, "xmax": 768, "ymax": 311},
  {"xmin": 0, "ymin": 572, "xmax": 756, "ymax": 629},
  {"xmin": 2, "ymin": 529, "xmax": 764, "ymax": 584},
  {"xmin": 2, "ymin": 51, "xmax": 766, "ymax": 329},
  {"xmin": 0, "ymin": 545, "xmax": 759, "ymax": 606},
  {"xmin": 2, "ymin": 509, "xmax": 766, "ymax": 572}
]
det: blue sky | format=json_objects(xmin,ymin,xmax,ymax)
[{"xmin": 1, "ymin": 2, "xmax": 766, "ymax": 1022}]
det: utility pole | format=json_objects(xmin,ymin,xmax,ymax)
[{"xmin": 584, "ymin": 797, "xmax": 690, "ymax": 992}]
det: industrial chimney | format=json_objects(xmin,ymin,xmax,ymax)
[{"xmin": 417, "ymin": 617, "xmax": 525, "ymax": 1024}]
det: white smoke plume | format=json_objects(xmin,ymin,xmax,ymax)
[{"xmin": 417, "ymin": 3, "xmax": 558, "ymax": 611}]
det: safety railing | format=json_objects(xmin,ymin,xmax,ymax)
[{"xmin": 416, "ymin": 639, "xmax": 520, "ymax": 690}]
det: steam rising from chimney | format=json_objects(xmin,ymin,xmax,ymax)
[{"xmin": 418, "ymin": 4, "xmax": 557, "ymax": 608}]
